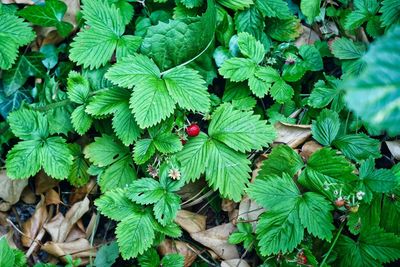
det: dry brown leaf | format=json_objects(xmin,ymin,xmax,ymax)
[
  {"xmin": 386, "ymin": 141, "xmax": 400, "ymax": 160},
  {"xmin": 44, "ymin": 197, "xmax": 89, "ymax": 242},
  {"xmin": 62, "ymin": 0, "xmax": 80, "ymax": 28},
  {"xmin": 22, "ymin": 195, "xmax": 48, "ymax": 247},
  {"xmin": 191, "ymin": 223, "xmax": 239, "ymax": 260},
  {"xmin": 228, "ymin": 209, "xmax": 239, "ymax": 225},
  {"xmin": 158, "ymin": 239, "xmax": 197, "ymax": 267},
  {"xmin": 274, "ymin": 122, "xmax": 311, "ymax": 148},
  {"xmin": 221, "ymin": 259, "xmax": 251, "ymax": 267},
  {"xmin": 65, "ymin": 225, "xmax": 86, "ymax": 242},
  {"xmin": 300, "ymin": 140, "xmax": 323, "ymax": 161},
  {"xmin": 1, "ymin": 0, "xmax": 35, "ymax": 4},
  {"xmin": 45, "ymin": 189, "xmax": 61, "ymax": 206},
  {"xmin": 0, "ymin": 170, "xmax": 28, "ymax": 211},
  {"xmin": 221, "ymin": 199, "xmax": 236, "ymax": 212},
  {"xmin": 42, "ymin": 238, "xmax": 96, "ymax": 264},
  {"xmin": 238, "ymin": 196, "xmax": 265, "ymax": 230},
  {"xmin": 178, "ymin": 178, "xmax": 207, "ymax": 202},
  {"xmin": 175, "ymin": 210, "xmax": 206, "ymax": 234},
  {"xmin": 295, "ymin": 25, "xmax": 320, "ymax": 47},
  {"xmin": 69, "ymin": 179, "xmax": 97, "ymax": 204},
  {"xmin": 35, "ymin": 171, "xmax": 59, "ymax": 195},
  {"xmin": 21, "ymin": 187, "xmax": 37, "ymax": 204}
]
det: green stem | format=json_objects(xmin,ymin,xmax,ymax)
[
  {"xmin": 34, "ymin": 99, "xmax": 71, "ymax": 112},
  {"xmin": 320, "ymin": 223, "xmax": 344, "ymax": 267}
]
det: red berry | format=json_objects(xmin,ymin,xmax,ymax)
[
  {"xmin": 297, "ymin": 254, "xmax": 307, "ymax": 264},
  {"xmin": 186, "ymin": 124, "xmax": 200, "ymax": 137},
  {"xmin": 334, "ymin": 198, "xmax": 345, "ymax": 207}
]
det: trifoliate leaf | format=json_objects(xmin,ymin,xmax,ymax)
[
  {"xmin": 176, "ymin": 132, "xmax": 209, "ymax": 181},
  {"xmin": 308, "ymin": 78, "xmax": 344, "ymax": 111},
  {"xmin": 163, "ymin": 66, "xmax": 210, "ymax": 112},
  {"xmin": 67, "ymin": 71, "xmax": 91, "ymax": 105},
  {"xmin": 41, "ymin": 136, "xmax": 74, "ymax": 179},
  {"xmin": 18, "ymin": 0, "xmax": 73, "ymax": 37},
  {"xmin": 141, "ymin": 0, "xmax": 216, "ymax": 71},
  {"xmin": 6, "ymin": 140, "xmax": 41, "ymax": 179},
  {"xmin": 219, "ymin": 57, "xmax": 257, "ymax": 82},
  {"xmin": 208, "ymin": 104, "xmax": 276, "ymax": 153},
  {"xmin": 344, "ymin": 26, "xmax": 400, "ymax": 135},
  {"xmin": 206, "ymin": 139, "xmax": 251, "ymax": 201},
  {"xmin": 0, "ymin": 13, "xmax": 35, "ymax": 70},
  {"xmin": 218, "ymin": 0, "xmax": 253, "ymax": 11},
  {"xmin": 130, "ymin": 76, "xmax": 176, "ymax": 128},
  {"xmin": 311, "ymin": 109, "xmax": 340, "ymax": 146},
  {"xmin": 133, "ymin": 139, "xmax": 155, "ymax": 164},
  {"xmin": 116, "ymin": 212, "xmax": 155, "ymax": 259},
  {"xmin": 257, "ymin": 145, "xmax": 304, "ymax": 178},
  {"xmin": 270, "ymin": 78, "xmax": 293, "ymax": 103},
  {"xmin": 255, "ymin": 0, "xmax": 291, "ymax": 19},
  {"xmin": 237, "ymin": 32, "xmax": 265, "ymax": 63},
  {"xmin": 300, "ymin": 0, "xmax": 321, "ymax": 23},
  {"xmin": 95, "ymin": 188, "xmax": 140, "ymax": 221},
  {"xmin": 333, "ymin": 133, "xmax": 381, "ymax": 162},
  {"xmin": 84, "ymin": 135, "xmax": 129, "ymax": 167}
]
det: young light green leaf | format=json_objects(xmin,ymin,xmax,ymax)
[
  {"xmin": 95, "ymin": 188, "xmax": 139, "ymax": 221},
  {"xmin": 270, "ymin": 78, "xmax": 293, "ymax": 103},
  {"xmin": 71, "ymin": 105, "xmax": 93, "ymax": 135},
  {"xmin": 311, "ymin": 109, "xmax": 340, "ymax": 146},
  {"xmin": 219, "ymin": 57, "xmax": 257, "ymax": 82},
  {"xmin": 67, "ymin": 71, "xmax": 91, "ymax": 105},
  {"xmin": 237, "ymin": 32, "xmax": 265, "ymax": 63},
  {"xmin": 300, "ymin": 0, "xmax": 321, "ymax": 23}
]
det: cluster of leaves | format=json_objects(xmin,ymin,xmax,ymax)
[{"xmin": 1, "ymin": 0, "xmax": 400, "ymax": 265}]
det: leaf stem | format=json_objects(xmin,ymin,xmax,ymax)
[
  {"xmin": 320, "ymin": 222, "xmax": 344, "ymax": 267},
  {"xmin": 34, "ymin": 99, "xmax": 71, "ymax": 112}
]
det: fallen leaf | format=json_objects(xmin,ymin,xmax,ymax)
[
  {"xmin": 42, "ymin": 238, "xmax": 96, "ymax": 264},
  {"xmin": 228, "ymin": 209, "xmax": 239, "ymax": 225},
  {"xmin": 65, "ymin": 225, "xmax": 86, "ymax": 242},
  {"xmin": 21, "ymin": 187, "xmax": 37, "ymax": 204},
  {"xmin": 238, "ymin": 196, "xmax": 265, "ymax": 230},
  {"xmin": 274, "ymin": 122, "xmax": 311, "ymax": 148},
  {"xmin": 158, "ymin": 239, "xmax": 197, "ymax": 267},
  {"xmin": 221, "ymin": 259, "xmax": 251, "ymax": 267},
  {"xmin": 69, "ymin": 179, "xmax": 97, "ymax": 204},
  {"xmin": 175, "ymin": 210, "xmax": 206, "ymax": 234},
  {"xmin": 0, "ymin": 170, "xmax": 28, "ymax": 211},
  {"xmin": 191, "ymin": 223, "xmax": 239, "ymax": 260},
  {"xmin": 386, "ymin": 141, "xmax": 400, "ymax": 160},
  {"xmin": 62, "ymin": 0, "xmax": 80, "ymax": 28},
  {"xmin": 22, "ymin": 195, "xmax": 48, "ymax": 247},
  {"xmin": 178, "ymin": 178, "xmax": 207, "ymax": 202},
  {"xmin": 35, "ymin": 171, "xmax": 59, "ymax": 195},
  {"xmin": 45, "ymin": 189, "xmax": 61, "ymax": 206},
  {"xmin": 44, "ymin": 197, "xmax": 90, "ymax": 242},
  {"xmin": 221, "ymin": 199, "xmax": 236, "ymax": 212},
  {"xmin": 300, "ymin": 140, "xmax": 323, "ymax": 161},
  {"xmin": 295, "ymin": 25, "xmax": 320, "ymax": 47}
]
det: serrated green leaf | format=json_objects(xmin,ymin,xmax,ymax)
[
  {"xmin": 161, "ymin": 254, "xmax": 184, "ymax": 267},
  {"xmin": 68, "ymin": 144, "xmax": 89, "ymax": 187},
  {"xmin": 299, "ymin": 45, "xmax": 323, "ymax": 71},
  {"xmin": 7, "ymin": 108, "xmax": 48, "ymax": 140},
  {"xmin": 95, "ymin": 188, "xmax": 139, "ymax": 221},
  {"xmin": 311, "ymin": 109, "xmax": 340, "ymax": 146},
  {"xmin": 71, "ymin": 105, "xmax": 93, "ymax": 135},
  {"xmin": 67, "ymin": 71, "xmax": 90, "ymax": 105},
  {"xmin": 237, "ymin": 32, "xmax": 265, "ymax": 63},
  {"xmin": 234, "ymin": 6, "xmax": 265, "ymax": 39},
  {"xmin": 179, "ymin": 0, "xmax": 203, "ymax": 9},
  {"xmin": 153, "ymin": 133, "xmax": 182, "ymax": 154},
  {"xmin": 381, "ymin": 0, "xmax": 400, "ymax": 27},
  {"xmin": 41, "ymin": 136, "xmax": 73, "ymax": 179},
  {"xmin": 85, "ymin": 87, "xmax": 127, "ymax": 116},
  {"xmin": 0, "ymin": 237, "xmax": 15, "ymax": 267},
  {"xmin": 265, "ymin": 16, "xmax": 302, "ymax": 41},
  {"xmin": 6, "ymin": 140, "xmax": 41, "ymax": 179},
  {"xmin": 256, "ymin": 0, "xmax": 291, "ymax": 19},
  {"xmin": 300, "ymin": 0, "xmax": 321, "ymax": 23},
  {"xmin": 84, "ymin": 135, "xmax": 129, "ymax": 167},
  {"xmin": 99, "ymin": 155, "xmax": 137, "ymax": 191},
  {"xmin": 153, "ymin": 190, "xmax": 181, "ymax": 225},
  {"xmin": 219, "ymin": 57, "xmax": 257, "ymax": 82},
  {"xmin": 248, "ymin": 74, "xmax": 271, "ymax": 97},
  {"xmin": 94, "ymin": 241, "xmax": 119, "ymax": 267},
  {"xmin": 133, "ymin": 139, "xmax": 155, "ymax": 164},
  {"xmin": 333, "ymin": 134, "xmax": 381, "ymax": 162},
  {"xmin": 208, "ymin": 104, "xmax": 276, "ymax": 153},
  {"xmin": 127, "ymin": 178, "xmax": 164, "ymax": 205},
  {"xmin": 218, "ymin": 0, "xmax": 253, "ymax": 11},
  {"xmin": 331, "ymin": 38, "xmax": 365, "ymax": 60},
  {"xmin": 115, "ymin": 35, "xmax": 142, "ymax": 60},
  {"xmin": 112, "ymin": 104, "xmax": 141, "ymax": 146}
]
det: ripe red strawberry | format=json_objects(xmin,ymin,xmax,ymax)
[
  {"xmin": 297, "ymin": 254, "xmax": 308, "ymax": 265},
  {"xmin": 334, "ymin": 198, "xmax": 345, "ymax": 207},
  {"xmin": 186, "ymin": 124, "xmax": 200, "ymax": 137}
]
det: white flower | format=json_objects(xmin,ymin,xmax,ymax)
[
  {"xmin": 168, "ymin": 168, "xmax": 181, "ymax": 180},
  {"xmin": 356, "ymin": 191, "xmax": 365, "ymax": 200}
]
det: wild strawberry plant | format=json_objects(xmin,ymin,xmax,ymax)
[{"xmin": 1, "ymin": 0, "xmax": 400, "ymax": 266}]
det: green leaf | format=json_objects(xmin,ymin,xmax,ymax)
[
  {"xmin": 153, "ymin": 133, "xmax": 182, "ymax": 154},
  {"xmin": 344, "ymin": 26, "xmax": 400, "ymax": 135},
  {"xmin": 138, "ymin": 248, "xmax": 160, "ymax": 267},
  {"xmin": 256, "ymin": 0, "xmax": 291, "ymax": 19},
  {"xmin": 130, "ymin": 76, "xmax": 176, "ymax": 128},
  {"xmin": 112, "ymin": 104, "xmax": 141, "ymax": 146},
  {"xmin": 237, "ymin": 32, "xmax": 265, "ymax": 63},
  {"xmin": 85, "ymin": 87, "xmax": 128, "ymax": 116},
  {"xmin": 71, "ymin": 105, "xmax": 93, "ymax": 135},
  {"xmin": 7, "ymin": 108, "xmax": 48, "ymax": 140},
  {"xmin": 176, "ymin": 132, "xmax": 209, "ymax": 181},
  {"xmin": 115, "ymin": 35, "xmax": 142, "ymax": 60},
  {"xmin": 5, "ymin": 140, "xmax": 42, "ymax": 179},
  {"xmin": 17, "ymin": 0, "xmax": 73, "ymax": 37},
  {"xmin": 336, "ymin": 228, "xmax": 400, "ymax": 266},
  {"xmin": 116, "ymin": 212, "xmax": 155, "ymax": 259},
  {"xmin": 298, "ymin": 192, "xmax": 334, "ymax": 241},
  {"xmin": 133, "ymin": 139, "xmax": 156, "ymax": 164},
  {"xmin": 0, "ymin": 13, "xmax": 36, "ymax": 70},
  {"xmin": 163, "ymin": 66, "xmax": 210, "ymax": 113},
  {"xmin": 179, "ymin": 0, "xmax": 204, "ymax": 8},
  {"xmin": 265, "ymin": 17, "xmax": 302, "ymax": 41},
  {"xmin": 333, "ymin": 134, "xmax": 381, "ymax": 162},
  {"xmin": 270, "ymin": 78, "xmax": 293, "ymax": 103},
  {"xmin": 127, "ymin": 178, "xmax": 164, "ymax": 205},
  {"xmin": 311, "ymin": 109, "xmax": 340, "ymax": 146},
  {"xmin": 98, "ymin": 155, "xmax": 137, "ymax": 191},
  {"xmin": 257, "ymin": 145, "xmax": 304, "ymax": 178},
  {"xmin": 308, "ymin": 78, "xmax": 344, "ymax": 111},
  {"xmin": 68, "ymin": 144, "xmax": 89, "ymax": 187},
  {"xmin": 234, "ymin": 6, "xmax": 264, "ymax": 39},
  {"xmin": 381, "ymin": 0, "xmax": 400, "ymax": 27},
  {"xmin": 153, "ymin": 189, "xmax": 181, "ymax": 225},
  {"xmin": 84, "ymin": 135, "xmax": 129, "ymax": 167},
  {"xmin": 248, "ymin": 74, "xmax": 271, "ymax": 98},
  {"xmin": 331, "ymin": 38, "xmax": 365, "ymax": 60},
  {"xmin": 218, "ymin": 0, "xmax": 253, "ymax": 11},
  {"xmin": 0, "ymin": 237, "xmax": 15, "ymax": 267},
  {"xmin": 161, "ymin": 254, "xmax": 184, "ymax": 267},
  {"xmin": 206, "ymin": 139, "xmax": 251, "ymax": 201},
  {"xmin": 95, "ymin": 188, "xmax": 139, "ymax": 221},
  {"xmin": 141, "ymin": 0, "xmax": 216, "ymax": 71},
  {"xmin": 41, "ymin": 136, "xmax": 74, "ymax": 179},
  {"xmin": 300, "ymin": 0, "xmax": 321, "ymax": 23},
  {"xmin": 67, "ymin": 71, "xmax": 90, "ymax": 105},
  {"xmin": 255, "ymin": 66, "xmax": 280, "ymax": 82},
  {"xmin": 299, "ymin": 45, "xmax": 323, "ymax": 71},
  {"xmin": 94, "ymin": 241, "xmax": 119, "ymax": 267},
  {"xmin": 208, "ymin": 104, "xmax": 276, "ymax": 153},
  {"xmin": 219, "ymin": 57, "xmax": 257, "ymax": 82}
]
